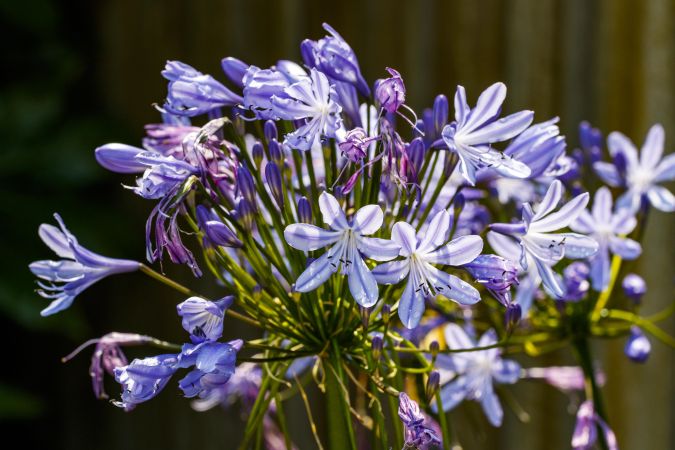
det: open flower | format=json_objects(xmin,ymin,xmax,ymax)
[
  {"xmin": 441, "ymin": 82, "xmax": 533, "ymax": 185},
  {"xmin": 595, "ymin": 124, "xmax": 674, "ymax": 212},
  {"xmin": 177, "ymin": 339, "xmax": 243, "ymax": 399},
  {"xmin": 271, "ymin": 68, "xmax": 342, "ymax": 151},
  {"xmin": 176, "ymin": 296, "xmax": 233, "ymax": 343},
  {"xmin": 284, "ymin": 192, "xmax": 399, "ymax": 307},
  {"xmin": 570, "ymin": 187, "xmax": 641, "ymax": 291},
  {"xmin": 30, "ymin": 214, "xmax": 140, "ymax": 316},
  {"xmin": 488, "ymin": 180, "xmax": 598, "ymax": 297},
  {"xmin": 372, "ymin": 210, "xmax": 482, "ymax": 328},
  {"xmin": 432, "ymin": 323, "xmax": 521, "ymax": 426},
  {"xmin": 113, "ymin": 353, "xmax": 180, "ymax": 410}
]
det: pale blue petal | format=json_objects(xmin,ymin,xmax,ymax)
[
  {"xmin": 492, "ymin": 359, "xmax": 521, "ymax": 384},
  {"xmin": 647, "ymin": 185, "xmax": 675, "ymax": 212},
  {"xmin": 559, "ymin": 233, "xmax": 599, "ymax": 259},
  {"xmin": 348, "ymin": 255, "xmax": 379, "ymax": 307},
  {"xmin": 570, "ymin": 210, "xmax": 595, "ymax": 234},
  {"xmin": 427, "ymin": 266, "xmax": 481, "ymax": 305},
  {"xmin": 640, "ymin": 124, "xmax": 664, "ymax": 169},
  {"xmin": 351, "ymin": 204, "xmax": 383, "ymax": 235},
  {"xmin": 609, "ymin": 236, "xmax": 641, "ymax": 260},
  {"xmin": 417, "ymin": 210, "xmax": 451, "ymax": 255},
  {"xmin": 529, "ymin": 192, "xmax": 589, "ymax": 233},
  {"xmin": 358, "ymin": 237, "xmax": 401, "ymax": 261},
  {"xmin": 532, "ymin": 180, "xmax": 563, "ymax": 222},
  {"xmin": 593, "ymin": 161, "xmax": 622, "ymax": 187},
  {"xmin": 433, "ymin": 376, "xmax": 468, "ymax": 413},
  {"xmin": 372, "ymin": 259, "xmax": 410, "ymax": 284},
  {"xmin": 607, "ymin": 131, "xmax": 639, "ymax": 168},
  {"xmin": 463, "ymin": 82, "xmax": 506, "ymax": 132},
  {"xmin": 654, "ymin": 153, "xmax": 675, "ymax": 183},
  {"xmin": 610, "ymin": 208, "xmax": 637, "ymax": 235},
  {"xmin": 427, "ymin": 235, "xmax": 483, "ymax": 266},
  {"xmin": 534, "ymin": 258, "xmax": 564, "ymax": 298},
  {"xmin": 38, "ymin": 224, "xmax": 74, "ymax": 259},
  {"xmin": 284, "ymin": 224, "xmax": 341, "ymax": 251},
  {"xmin": 480, "ymin": 384, "xmax": 503, "ymax": 427},
  {"xmin": 590, "ymin": 247, "xmax": 610, "ymax": 291},
  {"xmin": 294, "ymin": 251, "xmax": 337, "ymax": 292},
  {"xmin": 486, "ymin": 232, "xmax": 521, "ymax": 262},
  {"xmin": 454, "ymin": 85, "xmax": 470, "ymax": 126},
  {"xmin": 462, "ymin": 110, "xmax": 534, "ymax": 146},
  {"xmin": 319, "ymin": 192, "xmax": 348, "ymax": 230},
  {"xmin": 398, "ymin": 278, "xmax": 425, "ymax": 329},
  {"xmin": 391, "ymin": 222, "xmax": 419, "ymax": 257},
  {"xmin": 592, "ymin": 187, "xmax": 613, "ymax": 224}
]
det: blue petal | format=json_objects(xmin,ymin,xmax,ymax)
[
  {"xmin": 397, "ymin": 279, "xmax": 425, "ymax": 329},
  {"xmin": 294, "ymin": 251, "xmax": 338, "ymax": 292},
  {"xmin": 372, "ymin": 260, "xmax": 410, "ymax": 285},
  {"xmin": 348, "ymin": 255, "xmax": 379, "ymax": 307},
  {"xmin": 284, "ymin": 223, "xmax": 341, "ymax": 251}
]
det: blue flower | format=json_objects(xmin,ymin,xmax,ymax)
[
  {"xmin": 441, "ymin": 83, "xmax": 533, "ymax": 185},
  {"xmin": 284, "ymin": 192, "xmax": 400, "ymax": 307},
  {"xmin": 30, "ymin": 214, "xmax": 140, "ymax": 316},
  {"xmin": 271, "ymin": 68, "xmax": 343, "ymax": 151},
  {"xmin": 301, "ymin": 23, "xmax": 370, "ymax": 97},
  {"xmin": 572, "ymin": 400, "xmax": 618, "ymax": 450},
  {"xmin": 503, "ymin": 117, "xmax": 567, "ymax": 178},
  {"xmin": 113, "ymin": 353, "xmax": 180, "ymax": 410},
  {"xmin": 177, "ymin": 340, "xmax": 243, "ymax": 398},
  {"xmin": 488, "ymin": 180, "xmax": 598, "ymax": 299},
  {"xmin": 595, "ymin": 124, "xmax": 675, "ymax": 212},
  {"xmin": 570, "ymin": 187, "xmax": 641, "ymax": 291},
  {"xmin": 372, "ymin": 210, "xmax": 482, "ymax": 328},
  {"xmin": 162, "ymin": 61, "xmax": 243, "ymax": 117},
  {"xmin": 176, "ymin": 296, "xmax": 233, "ymax": 343},
  {"xmin": 432, "ymin": 323, "xmax": 521, "ymax": 427},
  {"xmin": 242, "ymin": 61, "xmax": 307, "ymax": 119},
  {"xmin": 398, "ymin": 392, "xmax": 442, "ymax": 449},
  {"xmin": 624, "ymin": 326, "xmax": 651, "ymax": 363}
]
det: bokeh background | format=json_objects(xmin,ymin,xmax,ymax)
[{"xmin": 1, "ymin": 0, "xmax": 673, "ymax": 449}]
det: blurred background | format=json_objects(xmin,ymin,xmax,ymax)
[{"xmin": 1, "ymin": 0, "xmax": 673, "ymax": 449}]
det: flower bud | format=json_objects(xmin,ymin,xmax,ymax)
[
  {"xmin": 374, "ymin": 67, "xmax": 406, "ymax": 114},
  {"xmin": 235, "ymin": 198, "xmax": 255, "ymax": 231},
  {"xmin": 426, "ymin": 371, "xmax": 440, "ymax": 402},
  {"xmin": 341, "ymin": 171, "xmax": 360, "ymax": 195},
  {"xmin": 381, "ymin": 304, "xmax": 391, "ymax": 326},
  {"xmin": 407, "ymin": 137, "xmax": 425, "ymax": 176},
  {"xmin": 371, "ymin": 335, "xmax": 383, "ymax": 361},
  {"xmin": 429, "ymin": 340, "xmax": 440, "ymax": 358},
  {"xmin": 624, "ymin": 326, "xmax": 651, "ymax": 363},
  {"xmin": 296, "ymin": 197, "xmax": 312, "ymax": 224},
  {"xmin": 196, "ymin": 205, "xmax": 243, "ymax": 248},
  {"xmin": 443, "ymin": 150, "xmax": 457, "ymax": 177},
  {"xmin": 251, "ymin": 142, "xmax": 264, "ymax": 168},
  {"xmin": 622, "ymin": 273, "xmax": 646, "ymax": 304},
  {"xmin": 505, "ymin": 303, "xmax": 522, "ymax": 329},
  {"xmin": 236, "ymin": 166, "xmax": 256, "ymax": 205},
  {"xmin": 433, "ymin": 94, "xmax": 449, "ymax": 135},
  {"xmin": 265, "ymin": 163, "xmax": 284, "ymax": 208},
  {"xmin": 269, "ymin": 139, "xmax": 284, "ymax": 165},
  {"xmin": 220, "ymin": 57, "xmax": 248, "ymax": 88},
  {"xmin": 360, "ymin": 306, "xmax": 371, "ymax": 329},
  {"xmin": 264, "ymin": 120, "xmax": 278, "ymax": 143}
]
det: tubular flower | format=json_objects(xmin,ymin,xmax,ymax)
[
  {"xmin": 571, "ymin": 401, "xmax": 618, "ymax": 450},
  {"xmin": 30, "ymin": 214, "xmax": 140, "ymax": 316},
  {"xmin": 489, "ymin": 180, "xmax": 599, "ymax": 298},
  {"xmin": 372, "ymin": 210, "xmax": 482, "ymax": 328},
  {"xmin": 398, "ymin": 392, "xmax": 442, "ymax": 449},
  {"xmin": 441, "ymin": 82, "xmax": 533, "ymax": 185},
  {"xmin": 284, "ymin": 192, "xmax": 400, "ymax": 307}
]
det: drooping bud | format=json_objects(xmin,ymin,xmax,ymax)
[
  {"xmin": 265, "ymin": 163, "xmax": 284, "ymax": 208},
  {"xmin": 297, "ymin": 196, "xmax": 312, "ymax": 223},
  {"xmin": 624, "ymin": 326, "xmax": 651, "ymax": 363},
  {"xmin": 622, "ymin": 273, "xmax": 646, "ymax": 304},
  {"xmin": 374, "ymin": 67, "xmax": 406, "ymax": 114},
  {"xmin": 371, "ymin": 335, "xmax": 383, "ymax": 361},
  {"xmin": 251, "ymin": 142, "xmax": 264, "ymax": 168},
  {"xmin": 264, "ymin": 120, "xmax": 278, "ymax": 143},
  {"xmin": 426, "ymin": 371, "xmax": 440, "ymax": 402},
  {"xmin": 433, "ymin": 94, "xmax": 449, "ymax": 136}
]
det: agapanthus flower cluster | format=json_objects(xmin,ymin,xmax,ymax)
[{"xmin": 32, "ymin": 22, "xmax": 674, "ymax": 450}]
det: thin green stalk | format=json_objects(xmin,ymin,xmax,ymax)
[
  {"xmin": 434, "ymin": 392, "xmax": 452, "ymax": 450},
  {"xmin": 573, "ymin": 338, "xmax": 610, "ymax": 450},
  {"xmin": 326, "ymin": 343, "xmax": 357, "ymax": 450}
]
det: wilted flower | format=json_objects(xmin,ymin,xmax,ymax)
[
  {"xmin": 30, "ymin": 214, "xmax": 140, "ymax": 316},
  {"xmin": 398, "ymin": 392, "xmax": 442, "ymax": 449},
  {"xmin": 571, "ymin": 400, "xmax": 618, "ymax": 450},
  {"xmin": 178, "ymin": 339, "xmax": 243, "ymax": 398},
  {"xmin": 374, "ymin": 67, "xmax": 406, "ymax": 114},
  {"xmin": 373, "ymin": 210, "xmax": 482, "ymax": 328}
]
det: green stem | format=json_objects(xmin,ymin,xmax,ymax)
[
  {"xmin": 573, "ymin": 338, "xmax": 610, "ymax": 450},
  {"xmin": 325, "ymin": 344, "xmax": 357, "ymax": 450},
  {"xmin": 435, "ymin": 392, "xmax": 452, "ymax": 450}
]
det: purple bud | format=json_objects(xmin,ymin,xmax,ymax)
[
  {"xmin": 371, "ymin": 335, "xmax": 383, "ymax": 361},
  {"xmin": 589, "ymin": 146, "xmax": 602, "ymax": 164},
  {"xmin": 429, "ymin": 340, "xmax": 439, "ymax": 358},
  {"xmin": 196, "ymin": 205, "xmax": 243, "ymax": 248},
  {"xmin": 572, "ymin": 148, "xmax": 585, "ymax": 167},
  {"xmin": 625, "ymin": 326, "xmax": 651, "ymax": 363},
  {"xmin": 453, "ymin": 192, "xmax": 466, "ymax": 212},
  {"xmin": 341, "ymin": 171, "xmax": 361, "ymax": 195},
  {"xmin": 300, "ymin": 39, "xmax": 317, "ymax": 67},
  {"xmin": 443, "ymin": 150, "xmax": 456, "ymax": 177},
  {"xmin": 252, "ymin": 142, "xmax": 264, "ymax": 168},
  {"xmin": 433, "ymin": 94, "xmax": 449, "ymax": 135},
  {"xmin": 95, "ymin": 144, "xmax": 146, "ymax": 174},
  {"xmin": 374, "ymin": 67, "xmax": 406, "ymax": 114},
  {"xmin": 269, "ymin": 139, "xmax": 284, "ymax": 165},
  {"xmin": 220, "ymin": 57, "xmax": 248, "ymax": 88},
  {"xmin": 426, "ymin": 371, "xmax": 440, "ymax": 401},
  {"xmin": 236, "ymin": 166, "xmax": 256, "ymax": 205},
  {"xmin": 265, "ymin": 163, "xmax": 284, "ymax": 208},
  {"xmin": 622, "ymin": 273, "xmax": 646, "ymax": 304},
  {"xmin": 578, "ymin": 121, "xmax": 603, "ymax": 150},
  {"xmin": 407, "ymin": 138, "xmax": 425, "ymax": 174},
  {"xmin": 505, "ymin": 303, "xmax": 522, "ymax": 328},
  {"xmin": 235, "ymin": 198, "xmax": 256, "ymax": 231},
  {"xmin": 264, "ymin": 120, "xmax": 278, "ymax": 143},
  {"xmin": 381, "ymin": 304, "xmax": 391, "ymax": 325},
  {"xmin": 563, "ymin": 262, "xmax": 591, "ymax": 301},
  {"xmin": 297, "ymin": 196, "xmax": 312, "ymax": 223}
]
